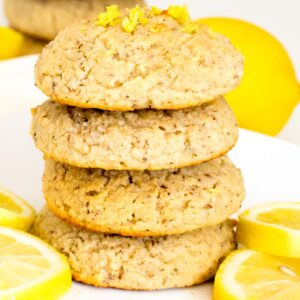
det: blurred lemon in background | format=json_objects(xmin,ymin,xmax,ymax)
[
  {"xmin": 0, "ymin": 26, "xmax": 24, "ymax": 60},
  {"xmin": 0, "ymin": 27, "xmax": 45, "ymax": 60},
  {"xmin": 200, "ymin": 18, "xmax": 300, "ymax": 136}
]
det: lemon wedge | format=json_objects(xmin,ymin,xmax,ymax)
[
  {"xmin": 213, "ymin": 249, "xmax": 300, "ymax": 300},
  {"xmin": 237, "ymin": 202, "xmax": 300, "ymax": 258},
  {"xmin": 0, "ymin": 226, "xmax": 71, "ymax": 299},
  {"xmin": 0, "ymin": 187, "xmax": 36, "ymax": 231}
]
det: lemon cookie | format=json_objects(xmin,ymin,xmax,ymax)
[
  {"xmin": 33, "ymin": 206, "xmax": 236, "ymax": 290},
  {"xmin": 31, "ymin": 98, "xmax": 238, "ymax": 170},
  {"xmin": 34, "ymin": 6, "xmax": 243, "ymax": 110},
  {"xmin": 4, "ymin": 0, "xmax": 144, "ymax": 41},
  {"xmin": 43, "ymin": 156, "xmax": 244, "ymax": 237}
]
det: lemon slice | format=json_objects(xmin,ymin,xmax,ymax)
[
  {"xmin": 213, "ymin": 249, "xmax": 300, "ymax": 300},
  {"xmin": 237, "ymin": 202, "xmax": 300, "ymax": 257},
  {"xmin": 0, "ymin": 226, "xmax": 71, "ymax": 299},
  {"xmin": 0, "ymin": 187, "xmax": 36, "ymax": 231},
  {"xmin": 0, "ymin": 27, "xmax": 24, "ymax": 60}
]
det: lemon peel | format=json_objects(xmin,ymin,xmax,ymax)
[
  {"xmin": 96, "ymin": 5, "xmax": 201, "ymax": 35},
  {"xmin": 122, "ymin": 5, "xmax": 148, "ymax": 33},
  {"xmin": 96, "ymin": 5, "xmax": 121, "ymax": 27},
  {"xmin": 105, "ymin": 49, "xmax": 117, "ymax": 56},
  {"xmin": 167, "ymin": 5, "xmax": 190, "ymax": 25},
  {"xmin": 150, "ymin": 6, "xmax": 162, "ymax": 16},
  {"xmin": 150, "ymin": 23, "xmax": 166, "ymax": 33},
  {"xmin": 182, "ymin": 20, "xmax": 202, "ymax": 34}
]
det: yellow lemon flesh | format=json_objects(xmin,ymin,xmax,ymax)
[
  {"xmin": 213, "ymin": 249, "xmax": 300, "ymax": 300},
  {"xmin": 200, "ymin": 18, "xmax": 300, "ymax": 136},
  {"xmin": 237, "ymin": 202, "xmax": 300, "ymax": 258},
  {"xmin": 0, "ymin": 226, "xmax": 71, "ymax": 300},
  {"xmin": 0, "ymin": 27, "xmax": 24, "ymax": 60},
  {"xmin": 0, "ymin": 187, "xmax": 36, "ymax": 231}
]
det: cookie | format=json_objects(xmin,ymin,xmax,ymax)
[
  {"xmin": 43, "ymin": 156, "xmax": 244, "ymax": 237},
  {"xmin": 33, "ymin": 206, "xmax": 236, "ymax": 290},
  {"xmin": 34, "ymin": 6, "xmax": 243, "ymax": 110},
  {"xmin": 4, "ymin": 0, "xmax": 144, "ymax": 41},
  {"xmin": 31, "ymin": 98, "xmax": 238, "ymax": 170}
]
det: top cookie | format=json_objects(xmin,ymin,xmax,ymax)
[
  {"xmin": 35, "ymin": 5, "xmax": 244, "ymax": 111},
  {"xmin": 4, "ymin": 0, "xmax": 144, "ymax": 41}
]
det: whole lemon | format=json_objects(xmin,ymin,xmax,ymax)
[
  {"xmin": 200, "ymin": 18, "xmax": 300, "ymax": 136},
  {"xmin": 0, "ymin": 27, "xmax": 45, "ymax": 59},
  {"xmin": 0, "ymin": 27, "xmax": 24, "ymax": 60}
]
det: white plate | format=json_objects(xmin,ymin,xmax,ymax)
[{"xmin": 1, "ymin": 52, "xmax": 300, "ymax": 300}]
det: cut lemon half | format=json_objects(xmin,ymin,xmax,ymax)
[
  {"xmin": 237, "ymin": 202, "xmax": 300, "ymax": 257},
  {"xmin": 0, "ymin": 187, "xmax": 36, "ymax": 231},
  {"xmin": 213, "ymin": 249, "xmax": 300, "ymax": 300},
  {"xmin": 0, "ymin": 226, "xmax": 71, "ymax": 299}
]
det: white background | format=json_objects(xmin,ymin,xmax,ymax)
[{"xmin": 0, "ymin": 0, "xmax": 299, "ymax": 144}]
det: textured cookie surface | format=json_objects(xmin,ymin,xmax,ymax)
[
  {"xmin": 44, "ymin": 156, "xmax": 244, "ymax": 236},
  {"xmin": 4, "ymin": 0, "xmax": 143, "ymax": 41},
  {"xmin": 31, "ymin": 98, "xmax": 238, "ymax": 170},
  {"xmin": 33, "ymin": 207, "xmax": 236, "ymax": 290},
  {"xmin": 34, "ymin": 9, "xmax": 243, "ymax": 110}
]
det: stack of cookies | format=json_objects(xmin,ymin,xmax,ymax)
[
  {"xmin": 4, "ymin": 0, "xmax": 143, "ymax": 54},
  {"xmin": 31, "ymin": 6, "xmax": 245, "ymax": 290}
]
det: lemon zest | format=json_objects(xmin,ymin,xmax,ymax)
[
  {"xmin": 95, "ymin": 5, "xmax": 201, "ymax": 35},
  {"xmin": 207, "ymin": 187, "xmax": 221, "ymax": 194},
  {"xmin": 121, "ymin": 5, "xmax": 148, "ymax": 33},
  {"xmin": 96, "ymin": 5, "xmax": 121, "ymax": 27},
  {"xmin": 121, "ymin": 17, "xmax": 135, "ymax": 33},
  {"xmin": 150, "ymin": 6, "xmax": 162, "ymax": 16},
  {"xmin": 105, "ymin": 49, "xmax": 117, "ymax": 56},
  {"xmin": 208, "ymin": 27, "xmax": 218, "ymax": 38},
  {"xmin": 167, "ymin": 5, "xmax": 190, "ymax": 25},
  {"xmin": 150, "ymin": 23, "xmax": 166, "ymax": 33},
  {"xmin": 182, "ymin": 20, "xmax": 202, "ymax": 34}
]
